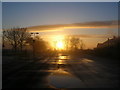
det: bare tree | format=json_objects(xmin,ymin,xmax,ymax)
[
  {"xmin": 79, "ymin": 39, "xmax": 85, "ymax": 50},
  {"xmin": 64, "ymin": 35, "xmax": 85, "ymax": 51},
  {"xmin": 3, "ymin": 27, "xmax": 30, "ymax": 51},
  {"xmin": 64, "ymin": 35, "xmax": 71, "ymax": 51},
  {"xmin": 70, "ymin": 37, "xmax": 81, "ymax": 50},
  {"xmin": 17, "ymin": 28, "xmax": 30, "ymax": 51}
]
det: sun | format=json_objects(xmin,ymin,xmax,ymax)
[
  {"xmin": 50, "ymin": 35, "xmax": 65, "ymax": 50},
  {"xmin": 56, "ymin": 41, "xmax": 64, "ymax": 49}
]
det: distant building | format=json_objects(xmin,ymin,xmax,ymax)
[{"xmin": 97, "ymin": 36, "xmax": 119, "ymax": 48}]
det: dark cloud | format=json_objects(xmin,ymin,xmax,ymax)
[
  {"xmin": 67, "ymin": 34, "xmax": 112, "ymax": 38},
  {"xmin": 28, "ymin": 20, "xmax": 118, "ymax": 32}
]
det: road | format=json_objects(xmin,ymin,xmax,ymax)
[
  {"xmin": 2, "ymin": 54, "xmax": 120, "ymax": 88},
  {"xmin": 47, "ymin": 54, "xmax": 119, "ymax": 88}
]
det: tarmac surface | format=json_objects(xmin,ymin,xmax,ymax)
[{"xmin": 2, "ymin": 54, "xmax": 120, "ymax": 89}]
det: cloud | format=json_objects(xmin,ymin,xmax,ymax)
[
  {"xmin": 41, "ymin": 34, "xmax": 113, "ymax": 39},
  {"xmin": 28, "ymin": 20, "xmax": 118, "ymax": 32},
  {"xmin": 67, "ymin": 34, "xmax": 113, "ymax": 38}
]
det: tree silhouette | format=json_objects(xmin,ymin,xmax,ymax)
[
  {"xmin": 64, "ymin": 36, "xmax": 85, "ymax": 51},
  {"xmin": 3, "ymin": 27, "xmax": 30, "ymax": 51}
]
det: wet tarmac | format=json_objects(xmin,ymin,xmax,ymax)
[
  {"xmin": 47, "ymin": 54, "xmax": 119, "ymax": 88},
  {"xmin": 2, "ymin": 53, "xmax": 120, "ymax": 89}
]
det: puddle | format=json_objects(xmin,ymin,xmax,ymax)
[
  {"xmin": 47, "ymin": 54, "xmax": 87, "ymax": 88},
  {"xmin": 81, "ymin": 59, "xmax": 94, "ymax": 63},
  {"xmin": 48, "ymin": 55, "xmax": 70, "ymax": 65},
  {"xmin": 47, "ymin": 68, "xmax": 86, "ymax": 88}
]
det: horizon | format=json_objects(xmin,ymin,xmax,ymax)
[{"xmin": 2, "ymin": 2, "xmax": 118, "ymax": 49}]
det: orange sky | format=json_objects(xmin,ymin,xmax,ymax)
[{"xmin": 27, "ymin": 20, "xmax": 118, "ymax": 49}]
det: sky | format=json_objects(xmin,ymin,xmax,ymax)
[
  {"xmin": 2, "ymin": 2, "xmax": 119, "ymax": 49},
  {"xmin": 3, "ymin": 2, "xmax": 118, "ymax": 28}
]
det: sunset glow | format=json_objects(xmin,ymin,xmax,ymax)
[{"xmin": 3, "ymin": 2, "xmax": 118, "ymax": 49}]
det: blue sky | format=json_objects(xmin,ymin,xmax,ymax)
[{"xmin": 3, "ymin": 2, "xmax": 118, "ymax": 28}]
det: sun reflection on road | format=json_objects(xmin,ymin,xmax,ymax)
[
  {"xmin": 58, "ymin": 59, "xmax": 63, "ymax": 64},
  {"xmin": 57, "ymin": 55, "xmax": 70, "ymax": 65}
]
